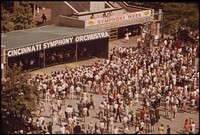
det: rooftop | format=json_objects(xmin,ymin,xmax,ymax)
[{"xmin": 1, "ymin": 25, "xmax": 107, "ymax": 50}]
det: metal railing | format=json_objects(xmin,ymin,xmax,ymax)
[{"xmin": 64, "ymin": 1, "xmax": 79, "ymax": 13}]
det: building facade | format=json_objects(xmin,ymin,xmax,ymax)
[
  {"xmin": 1, "ymin": 1, "xmax": 163, "ymax": 78},
  {"xmin": 13, "ymin": 1, "xmax": 163, "ymax": 40}
]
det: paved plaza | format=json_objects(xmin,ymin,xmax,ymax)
[
  {"xmin": 33, "ymin": 91, "xmax": 199, "ymax": 134},
  {"xmin": 30, "ymin": 36, "xmax": 199, "ymax": 134}
]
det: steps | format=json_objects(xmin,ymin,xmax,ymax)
[
  {"xmin": 67, "ymin": 2, "xmax": 87, "ymax": 12},
  {"xmin": 108, "ymin": 28, "xmax": 118, "ymax": 41}
]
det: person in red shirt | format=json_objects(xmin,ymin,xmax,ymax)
[
  {"xmin": 140, "ymin": 108, "xmax": 145, "ymax": 122},
  {"xmin": 195, "ymin": 95, "xmax": 199, "ymax": 109}
]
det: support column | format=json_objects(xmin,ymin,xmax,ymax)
[
  {"xmin": 43, "ymin": 49, "xmax": 45, "ymax": 68},
  {"xmin": 157, "ymin": 23, "xmax": 160, "ymax": 37},
  {"xmin": 76, "ymin": 43, "xmax": 78, "ymax": 62},
  {"xmin": 33, "ymin": 3, "xmax": 36, "ymax": 20},
  {"xmin": 1, "ymin": 45, "xmax": 6, "ymax": 80},
  {"xmin": 158, "ymin": 9, "xmax": 163, "ymax": 38}
]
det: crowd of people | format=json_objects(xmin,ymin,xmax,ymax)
[
  {"xmin": 12, "ymin": 26, "xmax": 199, "ymax": 134},
  {"xmin": 8, "ymin": 45, "xmax": 93, "ymax": 71}
]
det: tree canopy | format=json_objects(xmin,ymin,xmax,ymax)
[
  {"xmin": 162, "ymin": 3, "xmax": 199, "ymax": 34},
  {"xmin": 14, "ymin": 1, "xmax": 36, "ymax": 30},
  {"xmin": 1, "ymin": 1, "xmax": 36, "ymax": 33},
  {"xmin": 1, "ymin": 6, "xmax": 15, "ymax": 33},
  {"xmin": 127, "ymin": 2, "xmax": 199, "ymax": 34},
  {"xmin": 1, "ymin": 68, "xmax": 38, "ymax": 132}
]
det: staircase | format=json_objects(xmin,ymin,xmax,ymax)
[
  {"xmin": 109, "ymin": 2, "xmax": 122, "ymax": 8},
  {"xmin": 108, "ymin": 28, "xmax": 118, "ymax": 41},
  {"xmin": 67, "ymin": 2, "xmax": 88, "ymax": 12},
  {"xmin": 111, "ymin": 2, "xmax": 148, "ymax": 12}
]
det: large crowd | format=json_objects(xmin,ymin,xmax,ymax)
[{"xmin": 12, "ymin": 27, "xmax": 199, "ymax": 134}]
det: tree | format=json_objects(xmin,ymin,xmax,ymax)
[
  {"xmin": 162, "ymin": 3, "xmax": 199, "ymax": 34},
  {"xmin": 14, "ymin": 1, "xmax": 36, "ymax": 30},
  {"xmin": 1, "ymin": 5, "xmax": 15, "ymax": 33},
  {"xmin": 1, "ymin": 68, "xmax": 38, "ymax": 133},
  {"xmin": 127, "ymin": 2, "xmax": 199, "ymax": 35}
]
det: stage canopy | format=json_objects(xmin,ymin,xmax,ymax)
[{"xmin": 1, "ymin": 25, "xmax": 109, "ymax": 57}]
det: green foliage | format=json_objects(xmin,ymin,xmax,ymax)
[
  {"xmin": 1, "ymin": 68, "xmax": 38, "ymax": 123},
  {"xmin": 14, "ymin": 1, "xmax": 36, "ymax": 30},
  {"xmin": 1, "ymin": 6, "xmax": 15, "ymax": 33},
  {"xmin": 127, "ymin": 2, "xmax": 199, "ymax": 34},
  {"xmin": 1, "ymin": 2, "xmax": 36, "ymax": 33},
  {"xmin": 162, "ymin": 3, "xmax": 199, "ymax": 34}
]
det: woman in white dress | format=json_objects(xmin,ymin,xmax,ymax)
[{"xmin": 82, "ymin": 90, "xmax": 88, "ymax": 103}]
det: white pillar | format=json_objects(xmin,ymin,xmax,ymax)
[
  {"xmin": 157, "ymin": 23, "xmax": 160, "ymax": 37},
  {"xmin": 151, "ymin": 9, "xmax": 155, "ymax": 19},
  {"xmin": 43, "ymin": 50, "xmax": 45, "ymax": 68},
  {"xmin": 33, "ymin": 3, "xmax": 36, "ymax": 20},
  {"xmin": 157, "ymin": 9, "xmax": 163, "ymax": 37},
  {"xmin": 76, "ymin": 43, "xmax": 78, "ymax": 62},
  {"xmin": 158, "ymin": 9, "xmax": 162, "ymax": 21}
]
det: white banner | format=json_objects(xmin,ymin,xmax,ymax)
[
  {"xmin": 7, "ymin": 31, "xmax": 109, "ymax": 57},
  {"xmin": 86, "ymin": 10, "xmax": 151, "ymax": 27}
]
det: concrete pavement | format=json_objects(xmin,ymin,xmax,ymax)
[{"xmin": 34, "ymin": 90, "xmax": 199, "ymax": 134}]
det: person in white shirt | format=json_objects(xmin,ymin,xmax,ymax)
[
  {"xmin": 113, "ymin": 126, "xmax": 118, "ymax": 134},
  {"xmin": 57, "ymin": 97, "xmax": 62, "ymax": 110},
  {"xmin": 72, "ymin": 115, "xmax": 77, "ymax": 124},
  {"xmin": 88, "ymin": 121, "xmax": 94, "ymax": 134},
  {"xmin": 49, "ymin": 101, "xmax": 56, "ymax": 116},
  {"xmin": 85, "ymin": 83, "xmax": 89, "ymax": 93},
  {"xmin": 164, "ymin": 39, "xmax": 168, "ymax": 47},
  {"xmin": 138, "ymin": 69, "xmax": 143, "ymax": 79},
  {"xmin": 100, "ymin": 121, "xmax": 105, "ymax": 134},
  {"xmin": 135, "ymin": 91, "xmax": 139, "ymax": 105},
  {"xmin": 45, "ymin": 87, "xmax": 50, "ymax": 102},
  {"xmin": 60, "ymin": 124, "xmax": 66, "ymax": 134},
  {"xmin": 123, "ymin": 116, "xmax": 129, "ymax": 128},
  {"xmin": 113, "ymin": 102, "xmax": 118, "ymax": 115},
  {"xmin": 76, "ymin": 86, "xmax": 81, "ymax": 100},
  {"xmin": 135, "ymin": 125, "xmax": 140, "ymax": 134},
  {"xmin": 171, "ymin": 104, "xmax": 177, "ymax": 120},
  {"xmin": 68, "ymin": 116, "xmax": 73, "ymax": 125},
  {"xmin": 128, "ymin": 112, "xmax": 133, "ymax": 127},
  {"xmin": 88, "ymin": 80, "xmax": 92, "ymax": 93},
  {"xmin": 57, "ymin": 85, "xmax": 63, "ymax": 97},
  {"xmin": 139, "ymin": 121, "xmax": 144, "ymax": 130},
  {"xmin": 61, "ymin": 89, "xmax": 66, "ymax": 105},
  {"xmin": 65, "ymin": 105, "xmax": 70, "ymax": 120},
  {"xmin": 82, "ymin": 107, "xmax": 87, "ymax": 122},
  {"xmin": 42, "ymin": 83, "xmax": 48, "ymax": 99},
  {"xmin": 69, "ymin": 85, "xmax": 74, "ymax": 99},
  {"xmin": 165, "ymin": 96, "xmax": 170, "ymax": 117},
  {"xmin": 191, "ymin": 121, "xmax": 196, "ymax": 134},
  {"xmin": 125, "ymin": 104, "xmax": 130, "ymax": 116},
  {"xmin": 39, "ymin": 116, "xmax": 45, "ymax": 127},
  {"xmin": 52, "ymin": 111, "xmax": 58, "ymax": 126},
  {"xmin": 82, "ymin": 91, "xmax": 88, "ymax": 103},
  {"xmin": 123, "ymin": 125, "xmax": 129, "ymax": 134},
  {"xmin": 69, "ymin": 106, "xmax": 74, "ymax": 117},
  {"xmin": 190, "ymin": 98, "xmax": 196, "ymax": 113},
  {"xmin": 109, "ymin": 115, "xmax": 114, "ymax": 133},
  {"xmin": 53, "ymin": 84, "xmax": 57, "ymax": 93}
]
